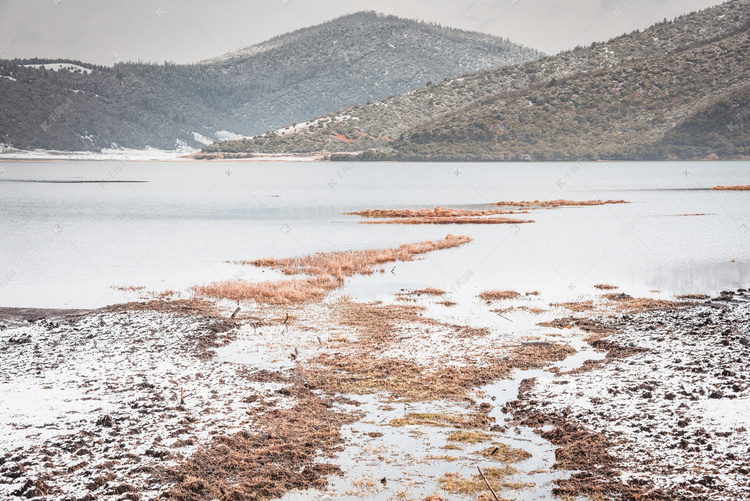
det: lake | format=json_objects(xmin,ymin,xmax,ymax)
[{"xmin": 0, "ymin": 160, "xmax": 748, "ymax": 308}]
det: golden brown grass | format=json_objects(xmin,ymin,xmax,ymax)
[
  {"xmin": 602, "ymin": 293, "xmax": 684, "ymax": 312},
  {"xmin": 479, "ymin": 290, "xmax": 521, "ymax": 301},
  {"xmin": 195, "ymin": 235, "xmax": 471, "ymax": 304},
  {"xmin": 593, "ymin": 283, "xmax": 618, "ymax": 290},
  {"xmin": 676, "ymin": 294, "xmax": 710, "ymax": 300},
  {"xmin": 114, "ymin": 285, "xmax": 146, "ymax": 292},
  {"xmin": 347, "ymin": 207, "xmax": 523, "ymax": 218},
  {"xmin": 711, "ymin": 185, "xmax": 750, "ymax": 191},
  {"xmin": 474, "ymin": 444, "xmax": 533, "ymax": 463},
  {"xmin": 194, "ymin": 277, "xmax": 331, "ymax": 304},
  {"xmin": 552, "ymin": 300, "xmax": 596, "ymax": 312},
  {"xmin": 244, "ymin": 234, "xmax": 471, "ymax": 278},
  {"xmin": 438, "ymin": 467, "xmax": 522, "ymax": 496},
  {"xmin": 360, "ymin": 216, "xmax": 534, "ymax": 225},
  {"xmin": 409, "ymin": 288, "xmax": 446, "ymax": 296},
  {"xmin": 447, "ymin": 430, "xmax": 491, "ymax": 443},
  {"xmin": 303, "ymin": 300, "xmax": 576, "ymax": 401},
  {"xmin": 389, "ymin": 413, "xmax": 470, "ymax": 427},
  {"xmin": 494, "ymin": 199, "xmax": 628, "ymax": 208},
  {"xmin": 493, "ymin": 306, "xmax": 546, "ymax": 315}
]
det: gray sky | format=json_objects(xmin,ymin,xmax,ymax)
[{"xmin": 0, "ymin": 0, "xmax": 728, "ymax": 66}]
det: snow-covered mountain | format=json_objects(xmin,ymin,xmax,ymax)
[{"xmin": 0, "ymin": 11, "xmax": 543, "ymax": 152}]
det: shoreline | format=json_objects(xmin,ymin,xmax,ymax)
[
  {"xmin": 1, "ymin": 289, "xmax": 748, "ymax": 500},
  {"xmin": 2, "ymin": 149, "xmax": 749, "ymax": 163}
]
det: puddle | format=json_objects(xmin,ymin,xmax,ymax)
[{"xmin": 283, "ymin": 330, "xmax": 603, "ymax": 500}]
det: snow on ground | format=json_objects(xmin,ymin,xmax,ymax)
[
  {"xmin": 214, "ymin": 130, "xmax": 243, "ymax": 141},
  {"xmin": 190, "ymin": 132, "xmax": 213, "ymax": 145},
  {"xmin": 0, "ymin": 306, "xmax": 294, "ymax": 499},
  {"xmin": 518, "ymin": 296, "xmax": 750, "ymax": 499},
  {"xmin": 23, "ymin": 63, "xmax": 91, "ymax": 75},
  {"xmin": 0, "ymin": 145, "xmax": 197, "ymax": 162}
]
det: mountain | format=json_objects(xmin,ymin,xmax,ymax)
[
  {"xmin": 205, "ymin": 0, "xmax": 750, "ymax": 161},
  {"xmin": 0, "ymin": 12, "xmax": 543, "ymax": 152}
]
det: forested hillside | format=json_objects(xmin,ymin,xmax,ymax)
[
  {"xmin": 205, "ymin": 0, "xmax": 750, "ymax": 161},
  {"xmin": 0, "ymin": 12, "xmax": 542, "ymax": 152}
]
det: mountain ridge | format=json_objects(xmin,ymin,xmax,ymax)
[
  {"xmin": 204, "ymin": 0, "xmax": 750, "ymax": 160},
  {"xmin": 0, "ymin": 12, "xmax": 542, "ymax": 152}
]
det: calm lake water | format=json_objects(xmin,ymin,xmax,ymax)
[{"xmin": 0, "ymin": 160, "xmax": 748, "ymax": 308}]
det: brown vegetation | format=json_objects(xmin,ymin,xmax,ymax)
[
  {"xmin": 474, "ymin": 444, "xmax": 532, "ymax": 463},
  {"xmin": 347, "ymin": 207, "xmax": 524, "ymax": 218},
  {"xmin": 438, "ymin": 467, "xmax": 524, "ymax": 497},
  {"xmin": 166, "ymin": 371, "xmax": 357, "ymax": 501},
  {"xmin": 478, "ymin": 290, "xmax": 521, "ymax": 301},
  {"xmin": 302, "ymin": 300, "xmax": 576, "ymax": 401},
  {"xmin": 493, "ymin": 200, "xmax": 629, "ymax": 208},
  {"xmin": 602, "ymin": 293, "xmax": 684, "ymax": 312},
  {"xmin": 551, "ymin": 300, "xmax": 596, "ymax": 312},
  {"xmin": 593, "ymin": 283, "xmax": 618, "ymax": 290},
  {"xmin": 388, "ymin": 413, "xmax": 480, "ymax": 428},
  {"xmin": 711, "ymin": 185, "xmax": 750, "ymax": 190},
  {"xmin": 194, "ymin": 235, "xmax": 471, "ymax": 304},
  {"xmin": 359, "ymin": 216, "xmax": 534, "ymax": 225},
  {"xmin": 676, "ymin": 293, "xmax": 710, "ymax": 300},
  {"xmin": 402, "ymin": 287, "xmax": 446, "ymax": 296}
]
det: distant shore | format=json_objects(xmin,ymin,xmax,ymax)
[
  {"xmin": 2, "ymin": 148, "xmax": 748, "ymax": 163},
  {"xmin": 0, "ymin": 148, "xmax": 328, "ymax": 162}
]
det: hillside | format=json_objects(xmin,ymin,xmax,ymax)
[
  {"xmin": 0, "ymin": 12, "xmax": 542, "ymax": 152},
  {"xmin": 392, "ymin": 28, "xmax": 750, "ymax": 161},
  {"xmin": 205, "ymin": 0, "xmax": 750, "ymax": 159}
]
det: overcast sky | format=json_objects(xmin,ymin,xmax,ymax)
[{"xmin": 0, "ymin": 0, "xmax": 728, "ymax": 66}]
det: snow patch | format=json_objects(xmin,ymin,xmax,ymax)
[
  {"xmin": 214, "ymin": 130, "xmax": 243, "ymax": 141},
  {"xmin": 191, "ymin": 132, "xmax": 213, "ymax": 145},
  {"xmin": 23, "ymin": 63, "xmax": 91, "ymax": 75}
]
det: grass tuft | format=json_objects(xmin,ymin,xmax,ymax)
[{"xmin": 194, "ymin": 235, "xmax": 471, "ymax": 304}]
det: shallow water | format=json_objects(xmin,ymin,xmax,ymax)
[{"xmin": 0, "ymin": 160, "xmax": 748, "ymax": 308}]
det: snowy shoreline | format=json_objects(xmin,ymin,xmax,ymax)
[
  {"xmin": 1, "ymin": 289, "xmax": 749, "ymax": 500},
  {"xmin": 0, "ymin": 147, "xmax": 328, "ymax": 162}
]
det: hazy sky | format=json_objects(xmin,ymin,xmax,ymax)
[{"xmin": 0, "ymin": 0, "xmax": 728, "ymax": 66}]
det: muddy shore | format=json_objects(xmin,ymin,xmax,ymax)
[{"xmin": 1, "ymin": 291, "xmax": 749, "ymax": 500}]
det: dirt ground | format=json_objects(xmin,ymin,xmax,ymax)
[
  {"xmin": 2, "ymin": 290, "xmax": 749, "ymax": 500},
  {"xmin": 507, "ymin": 290, "xmax": 750, "ymax": 500}
]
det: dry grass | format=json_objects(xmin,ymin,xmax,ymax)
[
  {"xmin": 408, "ymin": 287, "xmax": 446, "ymax": 296},
  {"xmin": 114, "ymin": 285, "xmax": 145, "ymax": 292},
  {"xmin": 347, "ymin": 207, "xmax": 523, "ymax": 218},
  {"xmin": 166, "ymin": 372, "xmax": 357, "ymax": 501},
  {"xmin": 194, "ymin": 277, "xmax": 331, "ymax": 304},
  {"xmin": 711, "ymin": 185, "xmax": 750, "ymax": 191},
  {"xmin": 360, "ymin": 216, "xmax": 534, "ymax": 225},
  {"xmin": 552, "ymin": 300, "xmax": 596, "ymax": 312},
  {"xmin": 602, "ymin": 293, "xmax": 683, "ymax": 312},
  {"xmin": 493, "ymin": 306, "xmax": 546, "ymax": 315},
  {"xmin": 676, "ymin": 294, "xmax": 710, "ymax": 300},
  {"xmin": 494, "ymin": 199, "xmax": 628, "ymax": 208},
  {"xmin": 303, "ymin": 300, "xmax": 576, "ymax": 401},
  {"xmin": 479, "ymin": 290, "xmax": 521, "ymax": 301},
  {"xmin": 438, "ymin": 467, "xmax": 521, "ymax": 496},
  {"xmin": 244, "ymin": 234, "xmax": 471, "ymax": 278},
  {"xmin": 195, "ymin": 235, "xmax": 471, "ymax": 304},
  {"xmin": 389, "ymin": 413, "xmax": 471, "ymax": 428},
  {"xmin": 447, "ymin": 430, "xmax": 491, "ymax": 443},
  {"xmin": 593, "ymin": 283, "xmax": 618, "ymax": 290},
  {"xmin": 474, "ymin": 444, "xmax": 533, "ymax": 463}
]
